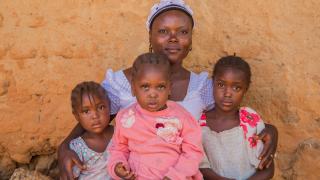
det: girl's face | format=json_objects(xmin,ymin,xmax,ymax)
[
  {"xmin": 213, "ymin": 68, "xmax": 248, "ymax": 113},
  {"xmin": 75, "ymin": 93, "xmax": 110, "ymax": 134},
  {"xmin": 150, "ymin": 10, "xmax": 193, "ymax": 65},
  {"xmin": 131, "ymin": 65, "xmax": 171, "ymax": 112}
]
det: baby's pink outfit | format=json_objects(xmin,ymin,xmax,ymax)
[{"xmin": 107, "ymin": 101, "xmax": 203, "ymax": 180}]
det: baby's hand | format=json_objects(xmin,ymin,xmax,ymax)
[{"xmin": 115, "ymin": 162, "xmax": 136, "ymax": 180}]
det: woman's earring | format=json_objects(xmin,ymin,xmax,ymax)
[
  {"xmin": 149, "ymin": 43, "xmax": 153, "ymax": 53},
  {"xmin": 189, "ymin": 46, "xmax": 192, "ymax": 51}
]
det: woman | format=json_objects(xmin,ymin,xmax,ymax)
[{"xmin": 58, "ymin": 1, "xmax": 278, "ymax": 179}]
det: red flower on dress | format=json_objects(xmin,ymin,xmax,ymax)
[
  {"xmin": 155, "ymin": 123, "xmax": 165, "ymax": 129},
  {"xmin": 155, "ymin": 117, "xmax": 183, "ymax": 144},
  {"xmin": 199, "ymin": 113, "xmax": 207, "ymax": 127},
  {"xmin": 240, "ymin": 109, "xmax": 260, "ymax": 128},
  {"xmin": 248, "ymin": 135, "xmax": 257, "ymax": 148},
  {"xmin": 239, "ymin": 123, "xmax": 248, "ymax": 138}
]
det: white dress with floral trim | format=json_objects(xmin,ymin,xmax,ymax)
[
  {"xmin": 101, "ymin": 69, "xmax": 214, "ymax": 121},
  {"xmin": 69, "ymin": 137, "xmax": 111, "ymax": 180},
  {"xmin": 200, "ymin": 107, "xmax": 265, "ymax": 180}
]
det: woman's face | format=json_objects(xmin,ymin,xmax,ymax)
[{"xmin": 150, "ymin": 10, "xmax": 193, "ymax": 65}]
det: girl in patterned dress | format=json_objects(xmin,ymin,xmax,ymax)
[
  {"xmin": 107, "ymin": 53, "xmax": 203, "ymax": 180},
  {"xmin": 69, "ymin": 81, "xmax": 113, "ymax": 179},
  {"xmin": 200, "ymin": 56, "xmax": 275, "ymax": 180}
]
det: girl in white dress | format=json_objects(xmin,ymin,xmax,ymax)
[{"xmin": 200, "ymin": 56, "xmax": 274, "ymax": 180}]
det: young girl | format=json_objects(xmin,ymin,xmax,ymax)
[
  {"xmin": 69, "ymin": 81, "xmax": 114, "ymax": 179},
  {"xmin": 107, "ymin": 53, "xmax": 203, "ymax": 180},
  {"xmin": 200, "ymin": 56, "xmax": 274, "ymax": 180}
]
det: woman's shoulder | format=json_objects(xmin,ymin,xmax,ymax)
[
  {"xmin": 102, "ymin": 68, "xmax": 131, "ymax": 92},
  {"xmin": 189, "ymin": 71, "xmax": 212, "ymax": 89},
  {"xmin": 103, "ymin": 69, "xmax": 127, "ymax": 82},
  {"xmin": 190, "ymin": 71, "xmax": 210, "ymax": 80}
]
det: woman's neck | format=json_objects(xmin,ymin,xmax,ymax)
[{"xmin": 170, "ymin": 63, "xmax": 185, "ymax": 76}]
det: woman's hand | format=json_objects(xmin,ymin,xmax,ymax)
[
  {"xmin": 255, "ymin": 123, "xmax": 278, "ymax": 170},
  {"xmin": 58, "ymin": 143, "xmax": 86, "ymax": 180},
  {"xmin": 248, "ymin": 161, "xmax": 275, "ymax": 180},
  {"xmin": 57, "ymin": 123, "xmax": 86, "ymax": 179},
  {"xmin": 115, "ymin": 162, "xmax": 136, "ymax": 180}
]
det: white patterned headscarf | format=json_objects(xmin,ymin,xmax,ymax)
[{"xmin": 146, "ymin": 0, "xmax": 194, "ymax": 31}]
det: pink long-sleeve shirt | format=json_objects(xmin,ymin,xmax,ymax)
[{"xmin": 107, "ymin": 101, "xmax": 203, "ymax": 180}]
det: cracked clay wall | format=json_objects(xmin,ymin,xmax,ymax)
[{"xmin": 0, "ymin": 0, "xmax": 319, "ymax": 179}]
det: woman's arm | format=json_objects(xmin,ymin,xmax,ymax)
[
  {"xmin": 58, "ymin": 114, "xmax": 117, "ymax": 179},
  {"xmin": 58, "ymin": 123, "xmax": 86, "ymax": 180},
  {"xmin": 248, "ymin": 161, "xmax": 275, "ymax": 180},
  {"xmin": 256, "ymin": 123, "xmax": 278, "ymax": 169}
]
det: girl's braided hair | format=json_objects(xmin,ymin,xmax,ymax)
[
  {"xmin": 71, "ymin": 81, "xmax": 109, "ymax": 114},
  {"xmin": 213, "ymin": 55, "xmax": 252, "ymax": 87}
]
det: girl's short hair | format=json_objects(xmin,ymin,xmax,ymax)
[
  {"xmin": 213, "ymin": 55, "xmax": 252, "ymax": 87},
  {"xmin": 71, "ymin": 81, "xmax": 109, "ymax": 114},
  {"xmin": 132, "ymin": 52, "xmax": 171, "ymax": 79}
]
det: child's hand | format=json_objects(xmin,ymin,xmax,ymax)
[
  {"xmin": 163, "ymin": 176, "xmax": 171, "ymax": 180},
  {"xmin": 115, "ymin": 162, "xmax": 136, "ymax": 180}
]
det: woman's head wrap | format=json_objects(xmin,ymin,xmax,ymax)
[{"xmin": 146, "ymin": 0, "xmax": 194, "ymax": 31}]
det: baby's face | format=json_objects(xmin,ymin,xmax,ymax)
[
  {"xmin": 131, "ymin": 65, "xmax": 171, "ymax": 112},
  {"xmin": 75, "ymin": 93, "xmax": 110, "ymax": 134}
]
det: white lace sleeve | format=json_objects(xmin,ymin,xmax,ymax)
[
  {"xmin": 198, "ymin": 72, "xmax": 214, "ymax": 111},
  {"xmin": 101, "ymin": 69, "xmax": 121, "ymax": 115}
]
